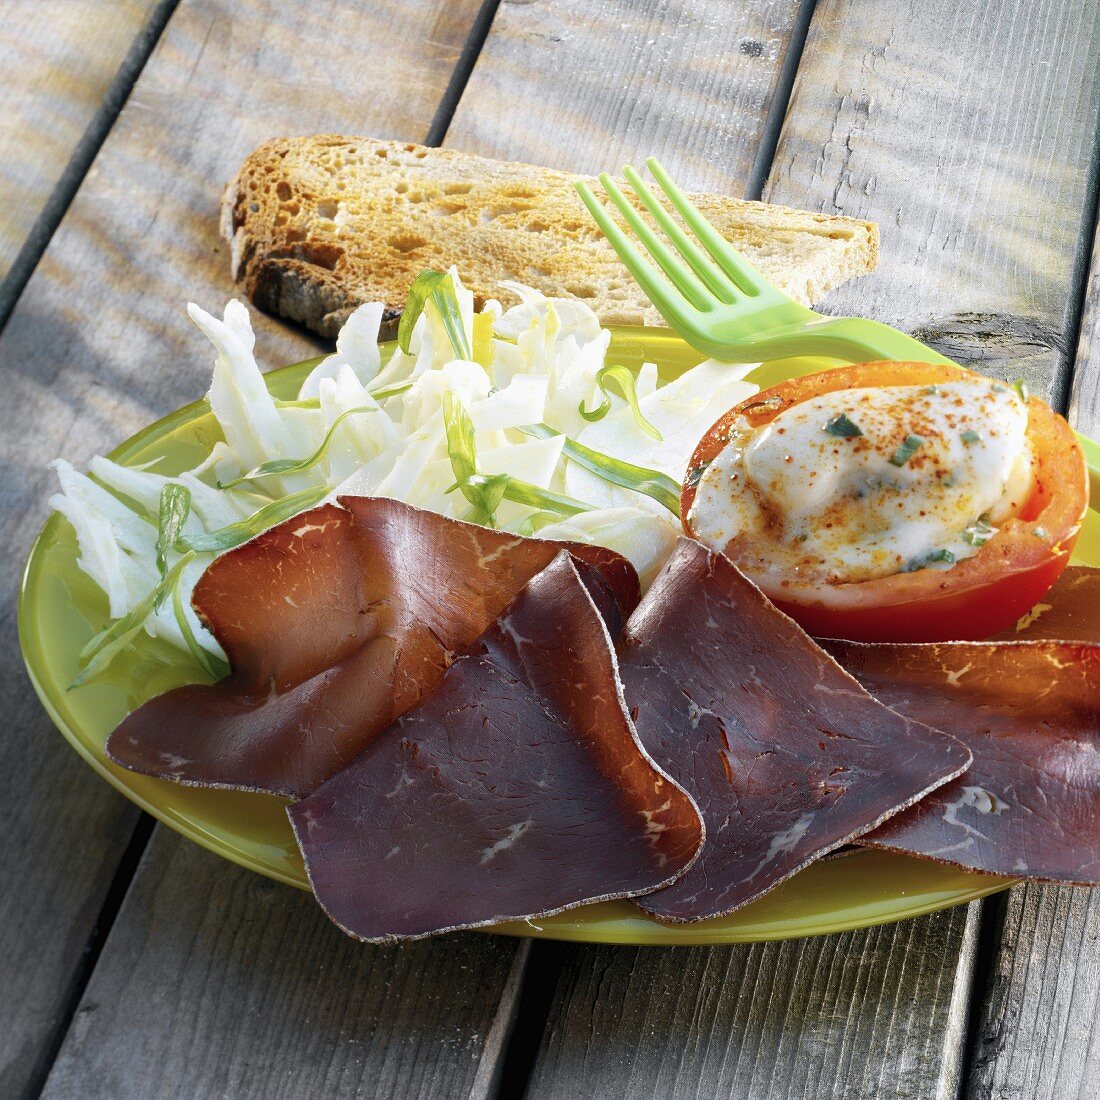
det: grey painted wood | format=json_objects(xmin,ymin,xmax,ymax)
[
  {"xmin": 967, "ymin": 886, "xmax": 1100, "ymax": 1100},
  {"xmin": 1070, "ymin": 213, "xmax": 1100, "ymax": 434},
  {"xmin": 0, "ymin": 0, "xmax": 161, "ymax": 281},
  {"xmin": 0, "ymin": 1, "xmax": 515, "ymax": 1097},
  {"xmin": 40, "ymin": 832, "xmax": 526, "ymax": 1100},
  {"xmin": 965, "ymin": 214, "xmax": 1100, "ymax": 1100},
  {"xmin": 766, "ymin": 0, "xmax": 1100, "ymax": 400},
  {"xmin": 447, "ymin": 0, "xmax": 803, "ymax": 188},
  {"xmin": 527, "ymin": 905, "xmax": 979, "ymax": 1100}
]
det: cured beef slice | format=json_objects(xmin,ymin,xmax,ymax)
[
  {"xmin": 827, "ymin": 639, "xmax": 1100, "ymax": 883},
  {"xmin": 289, "ymin": 553, "xmax": 704, "ymax": 942},
  {"xmin": 107, "ymin": 496, "xmax": 638, "ymax": 798},
  {"xmin": 617, "ymin": 538, "xmax": 971, "ymax": 923},
  {"xmin": 992, "ymin": 566, "xmax": 1100, "ymax": 644}
]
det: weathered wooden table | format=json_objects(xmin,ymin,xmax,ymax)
[{"xmin": 1, "ymin": 2, "xmax": 1098, "ymax": 1097}]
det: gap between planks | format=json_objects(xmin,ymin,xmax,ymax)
[{"xmin": 425, "ymin": 0, "xmax": 504, "ymax": 148}]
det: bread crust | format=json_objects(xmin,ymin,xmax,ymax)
[{"xmin": 222, "ymin": 135, "xmax": 879, "ymax": 340}]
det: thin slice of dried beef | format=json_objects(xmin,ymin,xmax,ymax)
[
  {"xmin": 617, "ymin": 538, "xmax": 971, "ymax": 923},
  {"xmin": 107, "ymin": 496, "xmax": 638, "ymax": 798},
  {"xmin": 827, "ymin": 639, "xmax": 1100, "ymax": 883},
  {"xmin": 289, "ymin": 552, "xmax": 704, "ymax": 942}
]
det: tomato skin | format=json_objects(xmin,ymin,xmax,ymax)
[{"xmin": 682, "ymin": 362, "xmax": 1089, "ymax": 643}]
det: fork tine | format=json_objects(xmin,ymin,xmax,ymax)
[
  {"xmin": 646, "ymin": 157, "xmax": 772, "ymax": 297},
  {"xmin": 621, "ymin": 165, "xmax": 735, "ymax": 304},
  {"xmin": 595, "ymin": 173, "xmax": 714, "ymax": 312},
  {"xmin": 574, "ymin": 180, "xmax": 701, "ymax": 323}
]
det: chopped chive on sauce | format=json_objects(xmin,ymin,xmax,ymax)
[
  {"xmin": 684, "ymin": 461, "xmax": 712, "ymax": 489},
  {"xmin": 1012, "ymin": 379, "xmax": 1030, "ymax": 403},
  {"xmin": 742, "ymin": 396, "xmax": 783, "ymax": 415},
  {"xmin": 890, "ymin": 434, "xmax": 924, "ymax": 467},
  {"xmin": 908, "ymin": 547, "xmax": 955, "ymax": 570},
  {"xmin": 963, "ymin": 514, "xmax": 994, "ymax": 547},
  {"xmin": 1033, "ymin": 526, "xmax": 1050, "ymax": 540},
  {"xmin": 823, "ymin": 412, "xmax": 863, "ymax": 438},
  {"xmin": 941, "ymin": 473, "xmax": 957, "ymax": 488},
  {"xmin": 960, "ymin": 429, "xmax": 981, "ymax": 445},
  {"xmin": 925, "ymin": 384, "xmax": 941, "ymax": 395}
]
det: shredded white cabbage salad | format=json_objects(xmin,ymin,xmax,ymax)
[{"xmin": 51, "ymin": 270, "xmax": 758, "ymax": 679}]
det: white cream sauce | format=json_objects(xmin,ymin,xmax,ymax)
[{"xmin": 689, "ymin": 379, "xmax": 1031, "ymax": 585}]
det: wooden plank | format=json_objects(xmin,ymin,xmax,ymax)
[
  {"xmin": 765, "ymin": 0, "xmax": 1100, "ymax": 401},
  {"xmin": 528, "ymin": 907, "xmax": 978, "ymax": 1100},
  {"xmin": 0, "ymin": 0, "xmax": 160, "ymax": 281},
  {"xmin": 965, "ymin": 216, "xmax": 1100, "ymax": 1100},
  {"xmin": 40, "ymin": 832, "xmax": 526, "ymax": 1099},
  {"xmin": 1070, "ymin": 213, "xmax": 1100, "ymax": 432},
  {"xmin": 968, "ymin": 887, "xmax": 1100, "ymax": 1099},
  {"xmin": 0, "ymin": 2, "xmax": 509, "ymax": 1097},
  {"xmin": 446, "ymin": 0, "xmax": 802, "ymax": 187}
]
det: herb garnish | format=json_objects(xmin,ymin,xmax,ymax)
[
  {"xmin": 1012, "ymin": 380, "xmax": 1030, "ymax": 403},
  {"xmin": 179, "ymin": 486, "xmax": 331, "ymax": 554},
  {"xmin": 684, "ymin": 461, "xmax": 712, "ymax": 489},
  {"xmin": 519, "ymin": 424, "xmax": 681, "ymax": 515},
  {"xmin": 218, "ymin": 406, "xmax": 377, "ymax": 489},
  {"xmin": 823, "ymin": 413, "xmax": 863, "ymax": 438},
  {"xmin": 963, "ymin": 514, "xmax": 994, "ymax": 547},
  {"xmin": 960, "ymin": 429, "xmax": 981, "ymax": 445},
  {"xmin": 155, "ymin": 483, "xmax": 192, "ymax": 579},
  {"xmin": 907, "ymin": 547, "xmax": 955, "ymax": 571},
  {"xmin": 890, "ymin": 434, "xmax": 924, "ymax": 467},
  {"xmin": 398, "ymin": 269, "xmax": 471, "ymax": 361},
  {"xmin": 443, "ymin": 395, "xmax": 593, "ymax": 526},
  {"xmin": 578, "ymin": 364, "xmax": 663, "ymax": 440},
  {"xmin": 275, "ymin": 379, "xmax": 415, "ymax": 411}
]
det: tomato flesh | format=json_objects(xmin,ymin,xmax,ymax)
[{"xmin": 681, "ymin": 362, "xmax": 1089, "ymax": 643}]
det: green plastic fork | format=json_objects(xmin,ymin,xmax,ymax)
[{"xmin": 575, "ymin": 157, "xmax": 1100, "ymax": 504}]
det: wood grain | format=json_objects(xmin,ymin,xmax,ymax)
[
  {"xmin": 0, "ymin": 2, "xmax": 504, "ymax": 1097},
  {"xmin": 965, "ymin": 213, "xmax": 1100, "ymax": 1100},
  {"xmin": 0, "ymin": 0, "xmax": 160, "ymax": 281},
  {"xmin": 967, "ymin": 887, "xmax": 1100, "ymax": 1100},
  {"xmin": 766, "ymin": 0, "xmax": 1100, "ymax": 400},
  {"xmin": 446, "ymin": 0, "xmax": 802, "ymax": 189},
  {"xmin": 527, "ymin": 905, "xmax": 979, "ymax": 1100},
  {"xmin": 40, "ymin": 832, "xmax": 525, "ymax": 1100},
  {"xmin": 1070, "ymin": 212, "xmax": 1100, "ymax": 432}
]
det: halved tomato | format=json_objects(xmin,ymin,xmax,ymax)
[{"xmin": 681, "ymin": 362, "xmax": 1089, "ymax": 642}]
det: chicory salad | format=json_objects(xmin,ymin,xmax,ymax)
[{"xmin": 51, "ymin": 269, "xmax": 758, "ymax": 686}]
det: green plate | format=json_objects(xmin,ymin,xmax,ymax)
[{"xmin": 19, "ymin": 328, "xmax": 1099, "ymax": 945}]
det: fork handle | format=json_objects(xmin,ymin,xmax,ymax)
[{"xmin": 786, "ymin": 316, "xmax": 956, "ymax": 366}]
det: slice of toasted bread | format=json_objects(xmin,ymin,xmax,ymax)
[{"xmin": 222, "ymin": 135, "xmax": 878, "ymax": 340}]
